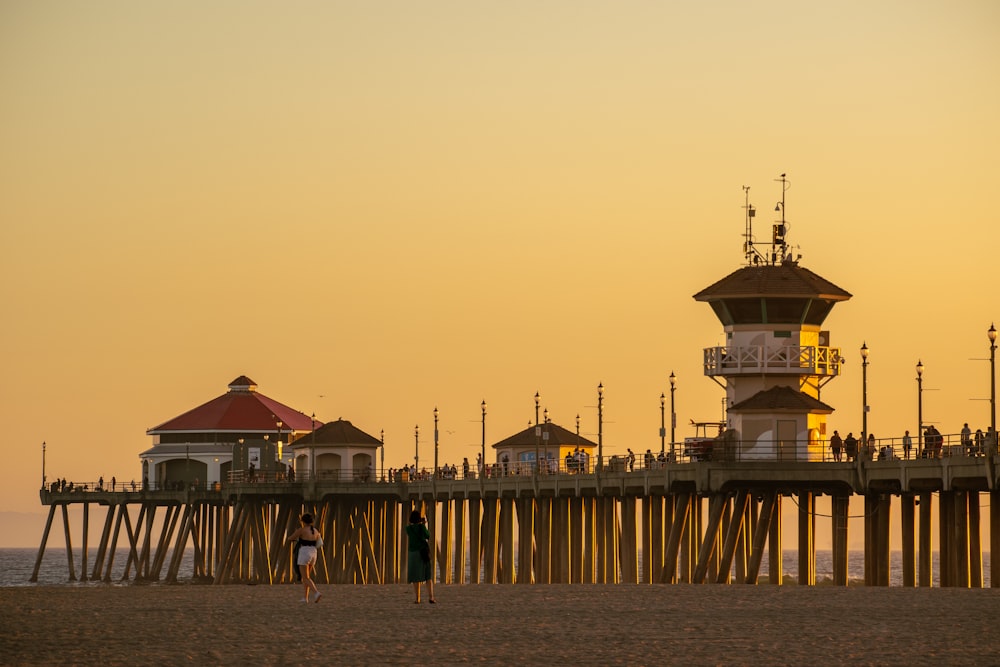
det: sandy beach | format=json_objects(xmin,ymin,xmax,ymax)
[{"xmin": 2, "ymin": 584, "xmax": 998, "ymax": 666}]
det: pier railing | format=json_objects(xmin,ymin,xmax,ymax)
[
  {"xmin": 41, "ymin": 431, "xmax": 997, "ymax": 498},
  {"xmin": 703, "ymin": 344, "xmax": 842, "ymax": 377}
]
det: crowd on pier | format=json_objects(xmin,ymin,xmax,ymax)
[{"xmin": 43, "ymin": 424, "xmax": 1000, "ymax": 495}]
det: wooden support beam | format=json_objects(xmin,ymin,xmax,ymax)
[
  {"xmin": 102, "ymin": 504, "xmax": 127, "ymax": 582},
  {"xmin": 166, "ymin": 505, "xmax": 194, "ymax": 583},
  {"xmin": 767, "ymin": 494, "xmax": 782, "ymax": 585},
  {"xmin": 60, "ymin": 504, "xmax": 76, "ymax": 581},
  {"xmin": 660, "ymin": 492, "xmax": 691, "ymax": 584},
  {"xmin": 468, "ymin": 499, "xmax": 481, "ymax": 584},
  {"xmin": 120, "ymin": 504, "xmax": 144, "ymax": 581},
  {"xmin": 583, "ymin": 497, "xmax": 595, "ymax": 584},
  {"xmin": 91, "ymin": 504, "xmax": 116, "ymax": 581},
  {"xmin": 620, "ymin": 497, "xmax": 637, "ymax": 584},
  {"xmin": 970, "ymin": 492, "xmax": 983, "ymax": 588},
  {"xmin": 955, "ymin": 491, "xmax": 970, "ymax": 588},
  {"xmin": 716, "ymin": 491, "xmax": 750, "ymax": 584},
  {"xmin": 515, "ymin": 498, "xmax": 533, "ymax": 584},
  {"xmin": 918, "ymin": 492, "xmax": 932, "ymax": 587},
  {"xmin": 939, "ymin": 492, "xmax": 954, "ymax": 587},
  {"xmin": 693, "ymin": 494, "xmax": 726, "ymax": 584},
  {"xmin": 876, "ymin": 494, "xmax": 891, "ymax": 586},
  {"xmin": 80, "ymin": 502, "xmax": 89, "ymax": 582},
  {"xmin": 746, "ymin": 491, "xmax": 776, "ymax": 584},
  {"xmin": 831, "ymin": 495, "xmax": 850, "ymax": 586},
  {"xmin": 992, "ymin": 490, "xmax": 1000, "ymax": 588},
  {"xmin": 798, "ymin": 492, "xmax": 815, "ymax": 586},
  {"xmin": 30, "ymin": 505, "xmax": 57, "ymax": 582},
  {"xmin": 451, "ymin": 498, "xmax": 472, "ymax": 584},
  {"xmin": 900, "ymin": 495, "xmax": 915, "ymax": 587}
]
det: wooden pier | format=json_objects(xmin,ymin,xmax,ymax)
[{"xmin": 33, "ymin": 457, "xmax": 1000, "ymax": 587}]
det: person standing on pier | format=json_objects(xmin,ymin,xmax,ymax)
[
  {"xmin": 830, "ymin": 431, "xmax": 843, "ymax": 462},
  {"xmin": 844, "ymin": 433, "xmax": 858, "ymax": 462},
  {"xmin": 287, "ymin": 513, "xmax": 323, "ymax": 603},
  {"xmin": 406, "ymin": 510, "xmax": 436, "ymax": 604}
]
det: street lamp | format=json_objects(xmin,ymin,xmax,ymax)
[
  {"xmin": 861, "ymin": 343, "xmax": 869, "ymax": 448},
  {"xmin": 433, "ymin": 407, "xmax": 439, "ymax": 477},
  {"xmin": 481, "ymin": 400, "xmax": 487, "ymax": 473},
  {"xmin": 414, "ymin": 424, "xmax": 420, "ymax": 471},
  {"xmin": 380, "ymin": 429, "xmax": 385, "ymax": 480},
  {"xmin": 42, "ymin": 441, "xmax": 46, "ymax": 490},
  {"xmin": 916, "ymin": 360, "xmax": 924, "ymax": 457},
  {"xmin": 598, "ymin": 382, "xmax": 604, "ymax": 470},
  {"xmin": 989, "ymin": 323, "xmax": 997, "ymax": 450},
  {"xmin": 660, "ymin": 393, "xmax": 666, "ymax": 455},
  {"xmin": 669, "ymin": 372, "xmax": 676, "ymax": 460},
  {"xmin": 575, "ymin": 414, "xmax": 581, "ymax": 471},
  {"xmin": 276, "ymin": 420, "xmax": 283, "ymax": 466},
  {"xmin": 534, "ymin": 392, "xmax": 540, "ymax": 425}
]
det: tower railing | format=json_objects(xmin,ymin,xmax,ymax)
[{"xmin": 703, "ymin": 345, "xmax": 842, "ymax": 377}]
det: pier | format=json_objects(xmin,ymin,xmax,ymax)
[{"xmin": 33, "ymin": 448, "xmax": 1000, "ymax": 588}]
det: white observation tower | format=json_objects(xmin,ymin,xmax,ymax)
[{"xmin": 692, "ymin": 175, "xmax": 853, "ymax": 461}]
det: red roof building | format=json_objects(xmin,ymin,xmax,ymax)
[{"xmin": 140, "ymin": 376, "xmax": 321, "ymax": 489}]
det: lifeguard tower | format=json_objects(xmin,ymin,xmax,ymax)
[{"xmin": 693, "ymin": 175, "xmax": 852, "ymax": 461}]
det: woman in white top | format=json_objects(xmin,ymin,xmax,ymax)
[{"xmin": 287, "ymin": 513, "xmax": 322, "ymax": 603}]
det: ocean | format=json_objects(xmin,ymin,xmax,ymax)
[{"xmin": 0, "ymin": 548, "xmax": 985, "ymax": 587}]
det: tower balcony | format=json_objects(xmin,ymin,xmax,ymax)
[{"xmin": 703, "ymin": 345, "xmax": 843, "ymax": 378}]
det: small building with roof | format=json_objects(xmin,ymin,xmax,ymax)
[
  {"xmin": 140, "ymin": 376, "xmax": 321, "ymax": 488},
  {"xmin": 290, "ymin": 418, "xmax": 383, "ymax": 482},
  {"xmin": 492, "ymin": 422, "xmax": 598, "ymax": 475}
]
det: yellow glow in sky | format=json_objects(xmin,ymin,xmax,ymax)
[{"xmin": 1, "ymin": 1, "xmax": 998, "ymax": 547}]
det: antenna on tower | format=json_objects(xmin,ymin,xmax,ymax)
[
  {"xmin": 742, "ymin": 186, "xmax": 765, "ymax": 266},
  {"xmin": 772, "ymin": 173, "xmax": 790, "ymax": 264}
]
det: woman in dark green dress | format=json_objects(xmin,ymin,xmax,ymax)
[{"xmin": 406, "ymin": 509, "xmax": 436, "ymax": 603}]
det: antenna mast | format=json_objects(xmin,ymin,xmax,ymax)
[
  {"xmin": 772, "ymin": 173, "xmax": 790, "ymax": 264},
  {"xmin": 742, "ymin": 186, "xmax": 764, "ymax": 266}
]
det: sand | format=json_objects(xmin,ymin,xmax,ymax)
[{"xmin": 2, "ymin": 583, "xmax": 998, "ymax": 666}]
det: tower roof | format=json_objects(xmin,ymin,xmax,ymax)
[
  {"xmin": 492, "ymin": 422, "xmax": 598, "ymax": 450},
  {"xmin": 292, "ymin": 418, "xmax": 381, "ymax": 447},
  {"xmin": 693, "ymin": 262, "xmax": 852, "ymax": 301},
  {"xmin": 147, "ymin": 376, "xmax": 320, "ymax": 434},
  {"xmin": 729, "ymin": 386, "xmax": 834, "ymax": 413}
]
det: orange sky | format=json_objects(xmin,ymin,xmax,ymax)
[{"xmin": 1, "ymin": 1, "xmax": 998, "ymax": 548}]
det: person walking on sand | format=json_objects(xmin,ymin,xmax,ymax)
[
  {"xmin": 406, "ymin": 509, "xmax": 436, "ymax": 604},
  {"xmin": 287, "ymin": 513, "xmax": 322, "ymax": 603}
]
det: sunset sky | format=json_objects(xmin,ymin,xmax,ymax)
[{"xmin": 2, "ymin": 1, "xmax": 998, "ymax": 548}]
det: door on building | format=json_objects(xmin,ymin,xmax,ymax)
[{"xmin": 777, "ymin": 420, "xmax": 798, "ymax": 460}]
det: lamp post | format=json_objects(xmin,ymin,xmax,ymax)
[
  {"xmin": 598, "ymin": 383, "xmax": 604, "ymax": 470},
  {"xmin": 861, "ymin": 343, "xmax": 869, "ymax": 448},
  {"xmin": 433, "ymin": 407, "xmax": 439, "ymax": 477},
  {"xmin": 276, "ymin": 420, "xmax": 284, "ymax": 467},
  {"xmin": 916, "ymin": 360, "xmax": 924, "ymax": 457},
  {"xmin": 42, "ymin": 441, "xmax": 46, "ymax": 490},
  {"xmin": 660, "ymin": 394, "xmax": 666, "ymax": 455},
  {"xmin": 534, "ymin": 392, "xmax": 541, "ymax": 475},
  {"xmin": 481, "ymin": 400, "xmax": 487, "ymax": 473},
  {"xmin": 380, "ymin": 429, "xmax": 385, "ymax": 480},
  {"xmin": 989, "ymin": 323, "xmax": 997, "ymax": 449},
  {"xmin": 414, "ymin": 424, "xmax": 419, "ymax": 471},
  {"xmin": 669, "ymin": 372, "xmax": 676, "ymax": 461}
]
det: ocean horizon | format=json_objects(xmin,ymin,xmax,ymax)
[{"xmin": 2, "ymin": 547, "xmax": 987, "ymax": 588}]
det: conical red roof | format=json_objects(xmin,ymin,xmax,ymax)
[{"xmin": 147, "ymin": 376, "xmax": 320, "ymax": 434}]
